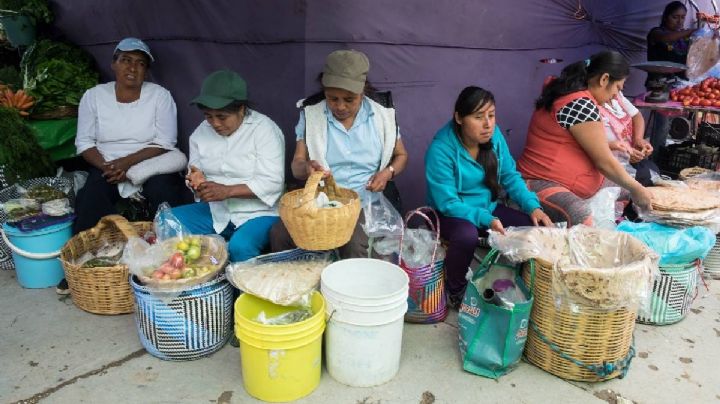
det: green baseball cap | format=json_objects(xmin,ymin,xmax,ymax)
[
  {"xmin": 321, "ymin": 50, "xmax": 369, "ymax": 94},
  {"xmin": 190, "ymin": 70, "xmax": 247, "ymax": 109}
]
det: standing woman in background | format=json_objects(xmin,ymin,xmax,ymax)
[{"xmin": 646, "ymin": 1, "xmax": 696, "ymax": 156}]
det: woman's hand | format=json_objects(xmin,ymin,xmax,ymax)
[
  {"xmin": 634, "ymin": 138, "xmax": 653, "ymax": 158},
  {"xmin": 530, "ymin": 208, "xmax": 553, "ymax": 227},
  {"xmin": 196, "ymin": 181, "xmax": 231, "ymax": 202},
  {"xmin": 630, "ymin": 185, "xmax": 653, "ymax": 212},
  {"xmin": 366, "ymin": 169, "xmax": 392, "ymax": 192},
  {"xmin": 609, "ymin": 140, "xmax": 632, "ymax": 154},
  {"xmin": 307, "ymin": 160, "xmax": 330, "ymax": 178},
  {"xmin": 489, "ymin": 218, "xmax": 505, "ymax": 235},
  {"xmin": 186, "ymin": 165, "xmax": 206, "ymax": 190},
  {"xmin": 102, "ymin": 156, "xmax": 133, "ymax": 184},
  {"xmin": 628, "ymin": 148, "xmax": 645, "ymax": 164}
]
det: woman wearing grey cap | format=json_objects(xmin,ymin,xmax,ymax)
[
  {"xmin": 171, "ymin": 70, "xmax": 285, "ymax": 262},
  {"xmin": 270, "ymin": 49, "xmax": 409, "ymax": 258},
  {"xmin": 73, "ymin": 37, "xmax": 188, "ymax": 234}
]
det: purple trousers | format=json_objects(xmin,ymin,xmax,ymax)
[{"xmin": 437, "ymin": 205, "xmax": 533, "ymax": 298}]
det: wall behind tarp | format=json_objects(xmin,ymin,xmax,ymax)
[{"xmin": 49, "ymin": 0, "xmax": 716, "ymax": 212}]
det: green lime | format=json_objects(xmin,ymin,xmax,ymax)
[{"xmin": 186, "ymin": 246, "xmax": 201, "ymax": 261}]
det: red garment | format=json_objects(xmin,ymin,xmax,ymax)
[{"xmin": 517, "ymin": 90, "xmax": 604, "ymax": 199}]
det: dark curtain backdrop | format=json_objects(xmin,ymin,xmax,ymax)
[{"xmin": 49, "ymin": 0, "xmax": 715, "ymax": 212}]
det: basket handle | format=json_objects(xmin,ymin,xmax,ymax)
[
  {"xmin": 398, "ymin": 206, "xmax": 441, "ymax": 268},
  {"xmin": 0, "ymin": 228, "xmax": 62, "ymax": 259},
  {"xmin": 297, "ymin": 171, "xmax": 342, "ymax": 214},
  {"xmin": 90, "ymin": 215, "xmax": 139, "ymax": 241}
]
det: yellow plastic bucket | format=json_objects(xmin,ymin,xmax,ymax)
[{"xmin": 234, "ymin": 292, "xmax": 325, "ymax": 402}]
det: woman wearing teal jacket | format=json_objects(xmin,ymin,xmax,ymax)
[{"xmin": 425, "ymin": 86, "xmax": 552, "ymax": 308}]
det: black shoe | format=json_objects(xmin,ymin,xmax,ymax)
[
  {"xmin": 56, "ymin": 278, "xmax": 70, "ymax": 295},
  {"xmin": 447, "ymin": 292, "xmax": 464, "ymax": 310}
]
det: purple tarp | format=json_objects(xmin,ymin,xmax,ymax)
[{"xmin": 49, "ymin": 0, "xmax": 716, "ymax": 211}]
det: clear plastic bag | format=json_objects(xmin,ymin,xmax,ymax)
[
  {"xmin": 254, "ymin": 307, "xmax": 314, "ymax": 325},
  {"xmin": 687, "ymin": 25, "xmax": 720, "ymax": 81},
  {"xmin": 373, "ymin": 228, "xmax": 446, "ymax": 268},
  {"xmin": 153, "ymin": 202, "xmax": 191, "ymax": 242},
  {"xmin": 1, "ymin": 198, "xmax": 41, "ymax": 222},
  {"xmin": 488, "ymin": 226, "xmax": 568, "ymax": 264},
  {"xmin": 41, "ymin": 198, "xmax": 72, "ymax": 216},
  {"xmin": 362, "ymin": 193, "xmax": 404, "ymax": 238},
  {"xmin": 553, "ymin": 226, "xmax": 658, "ymax": 311},
  {"xmin": 226, "ymin": 258, "xmax": 330, "ymax": 306},
  {"xmin": 587, "ymin": 186, "xmax": 621, "ymax": 230}
]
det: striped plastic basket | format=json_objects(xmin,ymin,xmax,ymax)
[
  {"xmin": 131, "ymin": 274, "xmax": 234, "ymax": 361},
  {"xmin": 637, "ymin": 261, "xmax": 700, "ymax": 325},
  {"xmin": 703, "ymin": 235, "xmax": 720, "ymax": 280},
  {"xmin": 400, "ymin": 207, "xmax": 447, "ymax": 324}
]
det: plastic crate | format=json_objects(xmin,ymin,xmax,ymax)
[{"xmin": 660, "ymin": 142, "xmax": 720, "ymax": 177}]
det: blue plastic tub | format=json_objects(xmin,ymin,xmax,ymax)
[{"xmin": 2, "ymin": 222, "xmax": 71, "ymax": 288}]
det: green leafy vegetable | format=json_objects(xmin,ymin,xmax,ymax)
[
  {"xmin": 0, "ymin": 107, "xmax": 54, "ymax": 185},
  {"xmin": 21, "ymin": 39, "xmax": 99, "ymax": 113},
  {"xmin": 0, "ymin": 0, "xmax": 53, "ymax": 24}
]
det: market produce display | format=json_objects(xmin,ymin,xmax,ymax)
[
  {"xmin": 0, "ymin": 88, "xmax": 34, "ymax": 116},
  {"xmin": 20, "ymin": 39, "xmax": 98, "ymax": 114},
  {"xmin": 670, "ymin": 77, "xmax": 720, "ymax": 107}
]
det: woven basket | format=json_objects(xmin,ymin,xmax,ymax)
[
  {"xmin": 679, "ymin": 166, "xmax": 714, "ymax": 181},
  {"xmin": 637, "ymin": 261, "xmax": 699, "ymax": 325},
  {"xmin": 703, "ymin": 234, "xmax": 720, "ymax": 279},
  {"xmin": 279, "ymin": 171, "xmax": 361, "ymax": 250},
  {"xmin": 60, "ymin": 215, "xmax": 151, "ymax": 315},
  {"xmin": 400, "ymin": 207, "xmax": 447, "ymax": 324},
  {"xmin": 0, "ymin": 177, "xmax": 75, "ymax": 271},
  {"xmin": 131, "ymin": 274, "xmax": 234, "ymax": 361},
  {"xmin": 522, "ymin": 258, "xmax": 637, "ymax": 382}
]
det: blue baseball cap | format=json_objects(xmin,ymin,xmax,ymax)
[{"xmin": 114, "ymin": 37, "xmax": 154, "ymax": 63}]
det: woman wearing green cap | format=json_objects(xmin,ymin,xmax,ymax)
[
  {"xmin": 270, "ymin": 49, "xmax": 409, "ymax": 258},
  {"xmin": 73, "ymin": 37, "xmax": 189, "ymax": 235},
  {"xmin": 171, "ymin": 70, "xmax": 285, "ymax": 262}
]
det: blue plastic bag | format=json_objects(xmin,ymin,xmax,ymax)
[{"xmin": 616, "ymin": 222, "xmax": 716, "ymax": 265}]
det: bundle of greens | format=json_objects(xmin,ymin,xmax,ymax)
[
  {"xmin": 0, "ymin": 0, "xmax": 53, "ymax": 24},
  {"xmin": 21, "ymin": 39, "xmax": 99, "ymax": 113},
  {"xmin": 0, "ymin": 107, "xmax": 54, "ymax": 185}
]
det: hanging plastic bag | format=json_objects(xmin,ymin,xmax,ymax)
[
  {"xmin": 458, "ymin": 249, "xmax": 532, "ymax": 379},
  {"xmin": 687, "ymin": 25, "xmax": 720, "ymax": 81},
  {"xmin": 153, "ymin": 202, "xmax": 191, "ymax": 242},
  {"xmin": 587, "ymin": 186, "xmax": 621, "ymax": 230},
  {"xmin": 362, "ymin": 192, "xmax": 403, "ymax": 238}
]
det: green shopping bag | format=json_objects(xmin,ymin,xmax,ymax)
[{"xmin": 458, "ymin": 249, "xmax": 533, "ymax": 379}]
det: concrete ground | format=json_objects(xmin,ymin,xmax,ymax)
[{"xmin": 1, "ymin": 268, "xmax": 719, "ymax": 404}]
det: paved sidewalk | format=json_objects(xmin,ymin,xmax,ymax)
[{"xmin": 1, "ymin": 268, "xmax": 719, "ymax": 404}]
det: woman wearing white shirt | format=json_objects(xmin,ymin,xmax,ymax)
[
  {"xmin": 73, "ymin": 37, "xmax": 188, "ymax": 234},
  {"xmin": 171, "ymin": 70, "xmax": 285, "ymax": 262},
  {"xmin": 597, "ymin": 91, "xmax": 658, "ymax": 186}
]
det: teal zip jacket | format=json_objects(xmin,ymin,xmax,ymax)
[{"xmin": 425, "ymin": 120, "xmax": 541, "ymax": 228}]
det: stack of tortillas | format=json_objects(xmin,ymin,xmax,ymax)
[{"xmin": 644, "ymin": 186, "xmax": 720, "ymax": 229}]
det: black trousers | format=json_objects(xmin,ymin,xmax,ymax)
[
  {"xmin": 632, "ymin": 158, "xmax": 660, "ymax": 187},
  {"xmin": 73, "ymin": 167, "xmax": 190, "ymax": 234}
]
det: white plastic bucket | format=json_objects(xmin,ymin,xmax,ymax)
[{"xmin": 320, "ymin": 258, "xmax": 409, "ymax": 387}]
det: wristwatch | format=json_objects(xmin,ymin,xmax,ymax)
[{"xmin": 387, "ymin": 165, "xmax": 395, "ymax": 178}]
